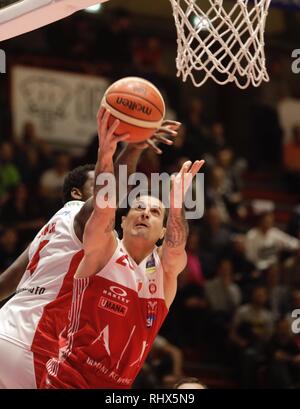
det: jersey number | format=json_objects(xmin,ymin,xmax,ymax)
[{"xmin": 26, "ymin": 240, "xmax": 49, "ymax": 275}]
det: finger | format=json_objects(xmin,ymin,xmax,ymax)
[
  {"xmin": 161, "ymin": 120, "xmax": 182, "ymax": 129},
  {"xmin": 146, "ymin": 139, "xmax": 162, "ymax": 155},
  {"xmin": 97, "ymin": 106, "xmax": 105, "ymax": 122},
  {"xmin": 107, "ymin": 118, "xmax": 120, "ymax": 138},
  {"xmin": 155, "ymin": 127, "xmax": 177, "ymax": 136},
  {"xmin": 101, "ymin": 109, "xmax": 111, "ymax": 136},
  {"xmin": 170, "ymin": 174, "xmax": 176, "ymax": 190},
  {"xmin": 180, "ymin": 160, "xmax": 192, "ymax": 176},
  {"xmin": 115, "ymin": 133, "xmax": 130, "ymax": 143},
  {"xmin": 154, "ymin": 135, "xmax": 174, "ymax": 145},
  {"xmin": 97, "ymin": 107, "xmax": 106, "ymax": 134},
  {"xmin": 189, "ymin": 160, "xmax": 205, "ymax": 178}
]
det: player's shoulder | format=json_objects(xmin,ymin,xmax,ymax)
[{"xmin": 55, "ymin": 201, "xmax": 84, "ymax": 218}]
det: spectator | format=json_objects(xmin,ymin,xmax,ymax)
[
  {"xmin": 264, "ymin": 263, "xmax": 290, "ymax": 320},
  {"xmin": 184, "ymin": 98, "xmax": 210, "ymax": 154},
  {"xmin": 225, "ymin": 234, "xmax": 259, "ymax": 302},
  {"xmin": 287, "ymin": 204, "xmax": 300, "ymax": 240},
  {"xmin": 283, "ymin": 249, "xmax": 300, "ymax": 287},
  {"xmin": 198, "ymin": 206, "xmax": 232, "ymax": 277},
  {"xmin": 146, "ymin": 335, "xmax": 183, "ymax": 388},
  {"xmin": 205, "ymin": 259, "xmax": 242, "ymax": 314},
  {"xmin": 40, "ymin": 152, "xmax": 71, "ymax": 201},
  {"xmin": 230, "ymin": 286, "xmax": 274, "ymax": 387},
  {"xmin": 0, "ymin": 227, "xmax": 20, "ymax": 272},
  {"xmin": 209, "ymin": 121, "xmax": 226, "ymax": 151},
  {"xmin": 206, "ymin": 166, "xmax": 232, "ymax": 223},
  {"xmin": 245, "ymin": 211, "xmax": 300, "ymax": 271},
  {"xmin": 285, "ymin": 288, "xmax": 300, "ymax": 328},
  {"xmin": 182, "ymin": 226, "xmax": 206, "ymax": 288},
  {"xmin": 216, "ymin": 147, "xmax": 247, "ymax": 192},
  {"xmin": 0, "ymin": 142, "xmax": 21, "ymax": 204},
  {"xmin": 0, "ymin": 184, "xmax": 45, "ymax": 246},
  {"xmin": 283, "ymin": 124, "xmax": 300, "ymax": 192},
  {"xmin": 205, "ymin": 259, "xmax": 241, "ymax": 361},
  {"xmin": 267, "ymin": 318, "xmax": 300, "ymax": 389}
]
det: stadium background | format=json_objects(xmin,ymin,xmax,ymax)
[{"xmin": 1, "ymin": 0, "xmax": 300, "ymax": 388}]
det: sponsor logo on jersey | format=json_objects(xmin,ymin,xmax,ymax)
[
  {"xmin": 16, "ymin": 286, "xmax": 46, "ymax": 295},
  {"xmin": 102, "ymin": 286, "xmax": 130, "ymax": 305},
  {"xmin": 110, "ymin": 286, "xmax": 127, "ymax": 297},
  {"xmin": 146, "ymin": 254, "xmax": 156, "ymax": 274},
  {"xmin": 99, "ymin": 296, "xmax": 128, "ymax": 317}
]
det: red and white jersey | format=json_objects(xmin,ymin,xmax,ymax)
[
  {"xmin": 0, "ymin": 201, "xmax": 84, "ymax": 354},
  {"xmin": 44, "ymin": 238, "xmax": 168, "ymax": 389}
]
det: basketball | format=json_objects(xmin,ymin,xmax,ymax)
[{"xmin": 101, "ymin": 77, "xmax": 165, "ymax": 143}]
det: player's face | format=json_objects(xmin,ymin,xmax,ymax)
[
  {"xmin": 82, "ymin": 171, "xmax": 95, "ymax": 201},
  {"xmin": 122, "ymin": 196, "xmax": 166, "ymax": 243}
]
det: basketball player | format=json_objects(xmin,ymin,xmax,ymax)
[
  {"xmin": 41, "ymin": 117, "xmax": 204, "ymax": 388},
  {"xmin": 0, "ymin": 109, "xmax": 180, "ymax": 389}
]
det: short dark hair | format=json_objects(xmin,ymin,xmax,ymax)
[
  {"xmin": 62, "ymin": 164, "xmax": 94, "ymax": 204},
  {"xmin": 173, "ymin": 377, "xmax": 207, "ymax": 389}
]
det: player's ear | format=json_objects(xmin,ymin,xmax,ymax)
[
  {"xmin": 121, "ymin": 216, "xmax": 126, "ymax": 229},
  {"xmin": 71, "ymin": 187, "xmax": 82, "ymax": 200},
  {"xmin": 160, "ymin": 227, "xmax": 166, "ymax": 240}
]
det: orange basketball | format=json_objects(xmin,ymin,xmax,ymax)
[{"xmin": 101, "ymin": 77, "xmax": 165, "ymax": 143}]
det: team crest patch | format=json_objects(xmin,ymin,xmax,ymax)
[{"xmin": 149, "ymin": 282, "xmax": 157, "ymax": 294}]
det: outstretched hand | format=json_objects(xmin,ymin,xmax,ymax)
[
  {"xmin": 132, "ymin": 120, "xmax": 181, "ymax": 155},
  {"xmin": 170, "ymin": 160, "xmax": 205, "ymax": 211}
]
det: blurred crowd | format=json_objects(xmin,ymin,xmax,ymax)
[{"xmin": 1, "ymin": 7, "xmax": 300, "ymax": 389}]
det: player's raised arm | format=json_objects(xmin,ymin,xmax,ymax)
[
  {"xmin": 74, "ymin": 107, "xmax": 180, "ymax": 242},
  {"xmin": 160, "ymin": 160, "xmax": 205, "ymax": 308},
  {"xmin": 74, "ymin": 111, "xmax": 129, "ymax": 278}
]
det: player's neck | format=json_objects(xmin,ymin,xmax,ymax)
[{"xmin": 123, "ymin": 237, "xmax": 154, "ymax": 265}]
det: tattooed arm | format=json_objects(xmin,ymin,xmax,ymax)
[
  {"xmin": 160, "ymin": 160, "xmax": 205, "ymax": 308},
  {"xmin": 75, "ymin": 111, "xmax": 128, "ymax": 278}
]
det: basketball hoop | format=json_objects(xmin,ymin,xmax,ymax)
[{"xmin": 169, "ymin": 0, "xmax": 271, "ymax": 89}]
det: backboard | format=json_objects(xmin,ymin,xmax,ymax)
[{"xmin": 0, "ymin": 0, "xmax": 109, "ymax": 42}]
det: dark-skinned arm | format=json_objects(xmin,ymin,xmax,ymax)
[{"xmin": 0, "ymin": 247, "xmax": 29, "ymax": 302}]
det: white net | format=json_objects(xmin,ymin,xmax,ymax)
[{"xmin": 169, "ymin": 0, "xmax": 271, "ymax": 88}]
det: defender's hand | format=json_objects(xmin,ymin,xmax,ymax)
[{"xmin": 132, "ymin": 120, "xmax": 181, "ymax": 155}]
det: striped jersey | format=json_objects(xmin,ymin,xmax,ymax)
[{"xmin": 43, "ymin": 238, "xmax": 168, "ymax": 389}]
